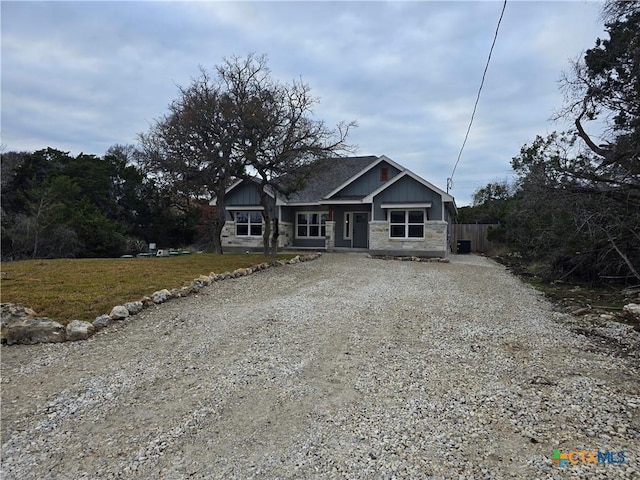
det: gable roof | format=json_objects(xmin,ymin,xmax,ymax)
[
  {"xmin": 362, "ymin": 169, "xmax": 454, "ymax": 203},
  {"xmin": 210, "ymin": 177, "xmax": 276, "ymax": 206},
  {"xmin": 322, "ymin": 155, "xmax": 404, "ymax": 200},
  {"xmin": 216, "ymin": 154, "xmax": 456, "ymax": 213},
  {"xmin": 283, "ymin": 156, "xmax": 379, "ymax": 203},
  {"xmin": 363, "ymin": 169, "xmax": 457, "ymax": 215}
]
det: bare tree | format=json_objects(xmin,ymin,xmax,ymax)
[
  {"xmin": 138, "ymin": 68, "xmax": 243, "ymax": 254},
  {"xmin": 217, "ymin": 54, "xmax": 356, "ymax": 255}
]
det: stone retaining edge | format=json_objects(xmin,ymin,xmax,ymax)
[{"xmin": 1, "ymin": 253, "xmax": 322, "ymax": 346}]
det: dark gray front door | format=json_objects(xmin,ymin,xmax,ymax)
[{"xmin": 353, "ymin": 213, "xmax": 369, "ymax": 248}]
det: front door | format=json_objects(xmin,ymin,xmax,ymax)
[{"xmin": 353, "ymin": 212, "xmax": 369, "ymax": 248}]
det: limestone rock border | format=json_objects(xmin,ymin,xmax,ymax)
[{"xmin": 1, "ymin": 253, "xmax": 322, "ymax": 345}]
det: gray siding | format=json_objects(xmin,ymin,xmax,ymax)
[
  {"xmin": 280, "ymin": 206, "xmax": 296, "ymax": 223},
  {"xmin": 224, "ymin": 181, "xmax": 275, "ymax": 221},
  {"xmin": 372, "ymin": 176, "xmax": 443, "ymax": 221},
  {"xmin": 226, "ymin": 181, "xmax": 262, "ymax": 205},
  {"xmin": 333, "ymin": 161, "xmax": 401, "ymax": 198},
  {"xmin": 332, "ymin": 205, "xmax": 371, "ymax": 247}
]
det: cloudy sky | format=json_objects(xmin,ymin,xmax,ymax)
[{"xmin": 2, "ymin": 0, "xmax": 607, "ymax": 205}]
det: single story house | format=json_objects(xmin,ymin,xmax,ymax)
[{"xmin": 212, "ymin": 155, "xmax": 457, "ymax": 257}]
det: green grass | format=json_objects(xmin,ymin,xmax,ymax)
[{"xmin": 0, "ymin": 253, "xmax": 296, "ymax": 325}]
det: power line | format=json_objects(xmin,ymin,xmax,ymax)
[{"xmin": 447, "ymin": 0, "xmax": 507, "ymax": 193}]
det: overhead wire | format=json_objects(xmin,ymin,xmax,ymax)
[{"xmin": 447, "ymin": 0, "xmax": 508, "ymax": 193}]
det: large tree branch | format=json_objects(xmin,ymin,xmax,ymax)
[{"xmin": 575, "ymin": 110, "xmax": 608, "ymax": 157}]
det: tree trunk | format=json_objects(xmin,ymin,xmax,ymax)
[
  {"xmin": 257, "ymin": 188, "xmax": 276, "ymax": 256},
  {"xmin": 270, "ymin": 219, "xmax": 278, "ymax": 256},
  {"xmin": 211, "ymin": 219, "xmax": 223, "ymax": 254},
  {"xmin": 262, "ymin": 210, "xmax": 272, "ymax": 256},
  {"xmin": 211, "ymin": 185, "xmax": 227, "ymax": 254}
]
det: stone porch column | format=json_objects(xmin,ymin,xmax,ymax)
[{"xmin": 325, "ymin": 221, "xmax": 335, "ymax": 252}]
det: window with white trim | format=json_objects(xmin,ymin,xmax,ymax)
[
  {"xmin": 296, "ymin": 212, "xmax": 328, "ymax": 238},
  {"xmin": 389, "ymin": 210, "xmax": 425, "ymax": 238},
  {"xmin": 235, "ymin": 211, "xmax": 263, "ymax": 236}
]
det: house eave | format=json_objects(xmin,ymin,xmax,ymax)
[
  {"xmin": 225, "ymin": 205, "xmax": 264, "ymax": 211},
  {"xmin": 319, "ymin": 199, "xmax": 366, "ymax": 205},
  {"xmin": 380, "ymin": 202, "xmax": 432, "ymax": 209},
  {"xmin": 281, "ymin": 201, "xmax": 322, "ymax": 207}
]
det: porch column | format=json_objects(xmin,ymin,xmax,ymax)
[{"xmin": 325, "ymin": 221, "xmax": 335, "ymax": 252}]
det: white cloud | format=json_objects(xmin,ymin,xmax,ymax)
[{"xmin": 1, "ymin": 0, "xmax": 608, "ymax": 205}]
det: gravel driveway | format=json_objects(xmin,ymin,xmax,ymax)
[{"xmin": 1, "ymin": 253, "xmax": 638, "ymax": 479}]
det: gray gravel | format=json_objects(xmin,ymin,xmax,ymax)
[{"xmin": 1, "ymin": 253, "xmax": 638, "ymax": 479}]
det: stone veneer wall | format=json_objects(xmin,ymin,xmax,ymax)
[
  {"xmin": 325, "ymin": 221, "xmax": 335, "ymax": 252},
  {"xmin": 278, "ymin": 221, "xmax": 294, "ymax": 248},
  {"xmin": 221, "ymin": 221, "xmax": 294, "ymax": 249},
  {"xmin": 221, "ymin": 222, "xmax": 263, "ymax": 249},
  {"xmin": 369, "ymin": 220, "xmax": 448, "ymax": 257}
]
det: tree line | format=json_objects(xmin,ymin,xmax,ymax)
[
  {"xmin": 460, "ymin": 1, "xmax": 639, "ymax": 284},
  {"xmin": 1, "ymin": 54, "xmax": 355, "ymax": 260},
  {"xmin": 1, "ymin": 145, "xmax": 202, "ymax": 259}
]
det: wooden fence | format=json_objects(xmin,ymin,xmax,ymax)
[{"xmin": 451, "ymin": 224, "xmax": 500, "ymax": 253}]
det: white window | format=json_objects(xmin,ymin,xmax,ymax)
[
  {"xmin": 344, "ymin": 213, "xmax": 352, "ymax": 240},
  {"xmin": 235, "ymin": 211, "xmax": 263, "ymax": 236},
  {"xmin": 389, "ymin": 210, "xmax": 425, "ymax": 239},
  {"xmin": 296, "ymin": 212, "xmax": 328, "ymax": 238}
]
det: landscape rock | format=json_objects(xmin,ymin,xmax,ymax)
[
  {"xmin": 109, "ymin": 305, "xmax": 130, "ymax": 320},
  {"xmin": 623, "ymin": 303, "xmax": 640, "ymax": 321},
  {"xmin": 92, "ymin": 314, "xmax": 113, "ymax": 331},
  {"xmin": 1, "ymin": 253, "xmax": 321, "ymax": 346},
  {"xmin": 124, "ymin": 301, "xmax": 144, "ymax": 315},
  {"xmin": 1, "ymin": 303, "xmax": 65, "ymax": 345},
  {"xmin": 1, "ymin": 303, "xmax": 37, "ymax": 320},
  {"xmin": 141, "ymin": 296, "xmax": 154, "ymax": 308},
  {"xmin": 151, "ymin": 289, "xmax": 172, "ymax": 304},
  {"xmin": 66, "ymin": 320, "xmax": 95, "ymax": 341},
  {"xmin": 193, "ymin": 275, "xmax": 211, "ymax": 288}
]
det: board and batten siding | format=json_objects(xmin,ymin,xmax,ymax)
[
  {"xmin": 224, "ymin": 181, "xmax": 275, "ymax": 221},
  {"xmin": 333, "ymin": 161, "xmax": 401, "ymax": 197},
  {"xmin": 372, "ymin": 176, "xmax": 444, "ymax": 221}
]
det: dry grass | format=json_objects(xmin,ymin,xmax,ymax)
[{"xmin": 0, "ymin": 253, "xmax": 296, "ymax": 325}]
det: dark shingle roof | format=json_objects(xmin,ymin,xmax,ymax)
[{"xmin": 284, "ymin": 156, "xmax": 379, "ymax": 203}]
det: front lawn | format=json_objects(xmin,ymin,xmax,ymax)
[{"xmin": 0, "ymin": 253, "xmax": 296, "ymax": 325}]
